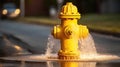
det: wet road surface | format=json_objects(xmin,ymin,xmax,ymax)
[
  {"xmin": 0, "ymin": 20, "xmax": 120, "ymax": 67},
  {"xmin": 0, "ymin": 20, "xmax": 51, "ymax": 54},
  {"xmin": 0, "ymin": 20, "xmax": 120, "ymax": 55}
]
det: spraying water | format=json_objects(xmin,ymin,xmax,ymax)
[
  {"xmin": 45, "ymin": 35, "xmax": 60, "ymax": 57},
  {"xmin": 45, "ymin": 34, "xmax": 97, "ymax": 58},
  {"xmin": 0, "ymin": 34, "xmax": 119, "ymax": 67},
  {"xmin": 79, "ymin": 34, "xmax": 97, "ymax": 60},
  {"xmin": 0, "ymin": 34, "xmax": 120, "ymax": 62},
  {"xmin": 79, "ymin": 34, "xmax": 97, "ymax": 56},
  {"xmin": 44, "ymin": 34, "xmax": 120, "ymax": 61}
]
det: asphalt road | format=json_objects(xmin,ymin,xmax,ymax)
[{"xmin": 0, "ymin": 20, "xmax": 120, "ymax": 56}]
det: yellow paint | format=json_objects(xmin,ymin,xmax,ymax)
[
  {"xmin": 60, "ymin": 61, "xmax": 78, "ymax": 67},
  {"xmin": 51, "ymin": 2, "xmax": 89, "ymax": 59}
]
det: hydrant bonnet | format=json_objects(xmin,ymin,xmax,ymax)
[{"xmin": 59, "ymin": 2, "xmax": 81, "ymax": 19}]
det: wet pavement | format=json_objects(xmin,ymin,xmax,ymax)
[
  {"xmin": 0, "ymin": 60, "xmax": 120, "ymax": 67},
  {"xmin": 0, "ymin": 20, "xmax": 120, "ymax": 55},
  {"xmin": 0, "ymin": 20, "xmax": 120, "ymax": 67},
  {"xmin": 0, "ymin": 20, "xmax": 51, "ymax": 54}
]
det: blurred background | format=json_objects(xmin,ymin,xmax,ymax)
[
  {"xmin": 0, "ymin": 0, "xmax": 120, "ymax": 17},
  {"xmin": 0, "ymin": 0, "xmax": 120, "ymax": 39}
]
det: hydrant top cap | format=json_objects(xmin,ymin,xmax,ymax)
[{"xmin": 59, "ymin": 2, "xmax": 80, "ymax": 19}]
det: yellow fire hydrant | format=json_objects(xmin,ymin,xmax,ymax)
[{"xmin": 52, "ymin": 2, "xmax": 89, "ymax": 60}]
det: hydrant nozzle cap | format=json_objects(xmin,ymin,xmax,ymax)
[{"xmin": 59, "ymin": 2, "xmax": 81, "ymax": 19}]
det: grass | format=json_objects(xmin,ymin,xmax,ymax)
[
  {"xmin": 17, "ymin": 17, "xmax": 59, "ymax": 25},
  {"xmin": 79, "ymin": 14, "xmax": 120, "ymax": 34},
  {"xmin": 17, "ymin": 14, "xmax": 120, "ymax": 35}
]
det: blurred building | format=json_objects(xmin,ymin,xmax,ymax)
[
  {"xmin": 74, "ymin": 0, "xmax": 120, "ymax": 14},
  {"xmin": 1, "ymin": 0, "xmax": 120, "ymax": 17},
  {"xmin": 25, "ymin": 0, "xmax": 48, "ymax": 16},
  {"xmin": 99, "ymin": 0, "xmax": 120, "ymax": 13}
]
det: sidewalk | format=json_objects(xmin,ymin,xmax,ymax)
[{"xmin": 16, "ymin": 14, "xmax": 120, "ymax": 37}]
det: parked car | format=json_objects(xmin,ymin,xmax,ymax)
[{"xmin": 1, "ymin": 3, "xmax": 20, "ymax": 19}]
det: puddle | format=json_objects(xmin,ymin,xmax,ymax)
[
  {"xmin": 0, "ymin": 34, "xmax": 120, "ymax": 67},
  {"xmin": 0, "ymin": 60, "xmax": 120, "ymax": 67}
]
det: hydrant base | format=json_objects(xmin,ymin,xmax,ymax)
[
  {"xmin": 58, "ymin": 51, "xmax": 80, "ymax": 60},
  {"xmin": 58, "ymin": 55, "xmax": 80, "ymax": 60}
]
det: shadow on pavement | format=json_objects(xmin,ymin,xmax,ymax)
[{"xmin": 0, "ymin": 32, "xmax": 39, "ymax": 57}]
